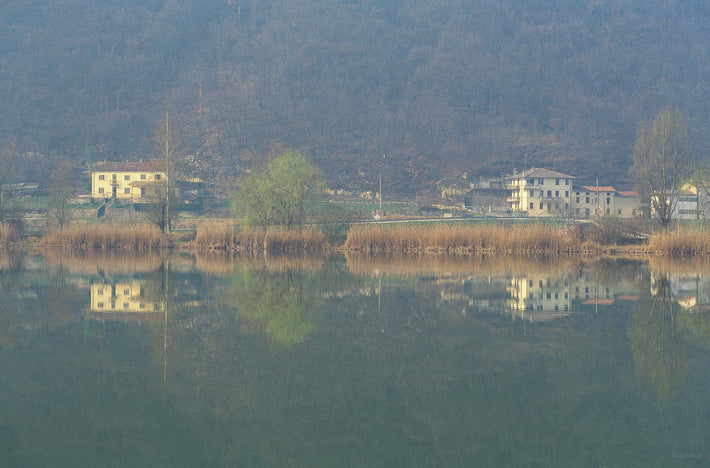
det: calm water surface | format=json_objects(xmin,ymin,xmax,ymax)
[{"xmin": 0, "ymin": 251, "xmax": 709, "ymax": 467}]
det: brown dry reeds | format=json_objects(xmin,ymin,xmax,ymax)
[
  {"xmin": 0, "ymin": 223, "xmax": 10, "ymax": 247},
  {"xmin": 194, "ymin": 222, "xmax": 236, "ymax": 250},
  {"xmin": 345, "ymin": 223, "xmax": 575, "ymax": 254},
  {"xmin": 42, "ymin": 249, "xmax": 165, "ymax": 275},
  {"xmin": 647, "ymin": 226, "xmax": 710, "ymax": 256},
  {"xmin": 42, "ymin": 222, "xmax": 165, "ymax": 250}
]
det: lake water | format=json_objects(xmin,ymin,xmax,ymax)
[{"xmin": 0, "ymin": 251, "xmax": 709, "ymax": 467}]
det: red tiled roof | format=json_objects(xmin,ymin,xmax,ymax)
[
  {"xmin": 582, "ymin": 186, "xmax": 616, "ymax": 192},
  {"xmin": 92, "ymin": 161, "xmax": 166, "ymax": 172},
  {"xmin": 616, "ymin": 191, "xmax": 640, "ymax": 197}
]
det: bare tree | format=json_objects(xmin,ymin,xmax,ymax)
[
  {"xmin": 631, "ymin": 105, "xmax": 692, "ymax": 228},
  {"xmin": 0, "ymin": 143, "xmax": 18, "ymax": 222},
  {"xmin": 47, "ymin": 163, "xmax": 73, "ymax": 230}
]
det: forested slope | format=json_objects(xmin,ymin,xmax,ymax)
[{"xmin": 1, "ymin": 0, "xmax": 708, "ymax": 193}]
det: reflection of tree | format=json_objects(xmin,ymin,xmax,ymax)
[
  {"xmin": 629, "ymin": 274, "xmax": 685, "ymax": 397},
  {"xmin": 231, "ymin": 268, "xmax": 325, "ymax": 347}
]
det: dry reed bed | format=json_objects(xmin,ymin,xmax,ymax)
[
  {"xmin": 647, "ymin": 227, "xmax": 710, "ymax": 256},
  {"xmin": 345, "ymin": 223, "xmax": 575, "ymax": 254},
  {"xmin": 194, "ymin": 223, "xmax": 327, "ymax": 253},
  {"xmin": 42, "ymin": 222, "xmax": 165, "ymax": 250}
]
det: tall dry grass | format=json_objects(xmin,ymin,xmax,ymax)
[
  {"xmin": 345, "ymin": 223, "xmax": 575, "ymax": 254},
  {"xmin": 647, "ymin": 226, "xmax": 710, "ymax": 256},
  {"xmin": 0, "ymin": 223, "xmax": 11, "ymax": 247},
  {"xmin": 42, "ymin": 222, "xmax": 165, "ymax": 250},
  {"xmin": 195, "ymin": 223, "xmax": 328, "ymax": 253},
  {"xmin": 194, "ymin": 222, "xmax": 236, "ymax": 250}
]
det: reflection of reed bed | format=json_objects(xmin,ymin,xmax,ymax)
[
  {"xmin": 647, "ymin": 256, "xmax": 710, "ymax": 276},
  {"xmin": 194, "ymin": 223, "xmax": 327, "ymax": 253},
  {"xmin": 42, "ymin": 249, "xmax": 164, "ymax": 275},
  {"xmin": 0, "ymin": 224, "xmax": 11, "ymax": 246},
  {"xmin": 42, "ymin": 222, "xmax": 165, "ymax": 250},
  {"xmin": 195, "ymin": 251, "xmax": 326, "ymax": 274},
  {"xmin": 345, "ymin": 252, "xmax": 577, "ymax": 277},
  {"xmin": 344, "ymin": 223, "xmax": 575, "ymax": 254},
  {"xmin": 647, "ymin": 227, "xmax": 710, "ymax": 257}
]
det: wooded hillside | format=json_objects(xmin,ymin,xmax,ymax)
[{"xmin": 1, "ymin": 0, "xmax": 708, "ymax": 194}]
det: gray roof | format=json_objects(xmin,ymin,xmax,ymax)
[{"xmin": 506, "ymin": 167, "xmax": 575, "ymax": 179}]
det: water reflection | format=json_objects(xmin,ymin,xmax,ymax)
[{"xmin": 1, "ymin": 251, "xmax": 709, "ymax": 466}]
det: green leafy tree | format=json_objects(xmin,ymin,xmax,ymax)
[
  {"xmin": 233, "ymin": 150, "xmax": 323, "ymax": 230},
  {"xmin": 631, "ymin": 105, "xmax": 692, "ymax": 228}
]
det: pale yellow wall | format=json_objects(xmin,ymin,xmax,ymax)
[
  {"xmin": 508, "ymin": 177, "xmax": 572, "ymax": 217},
  {"xmin": 91, "ymin": 170, "xmax": 167, "ymax": 199},
  {"xmin": 90, "ymin": 281, "xmax": 162, "ymax": 313}
]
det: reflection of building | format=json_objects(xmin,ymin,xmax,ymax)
[
  {"xmin": 651, "ymin": 273, "xmax": 710, "ymax": 312},
  {"xmin": 507, "ymin": 276, "xmax": 572, "ymax": 321},
  {"xmin": 89, "ymin": 280, "xmax": 164, "ymax": 322}
]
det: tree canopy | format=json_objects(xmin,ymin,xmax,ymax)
[{"xmin": 232, "ymin": 150, "xmax": 323, "ymax": 230}]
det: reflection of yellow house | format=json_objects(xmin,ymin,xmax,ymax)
[
  {"xmin": 89, "ymin": 281, "xmax": 164, "ymax": 322},
  {"xmin": 507, "ymin": 275, "xmax": 572, "ymax": 321},
  {"xmin": 90, "ymin": 161, "xmax": 167, "ymax": 200}
]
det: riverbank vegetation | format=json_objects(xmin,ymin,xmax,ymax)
[
  {"xmin": 3, "ymin": 218, "xmax": 710, "ymax": 258},
  {"xmin": 41, "ymin": 222, "xmax": 165, "ymax": 250}
]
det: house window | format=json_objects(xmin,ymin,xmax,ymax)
[
  {"xmin": 606, "ymin": 208, "xmax": 610, "ymax": 215},
  {"xmin": 97, "ymin": 302, "xmax": 104, "ymax": 308},
  {"xmin": 155, "ymin": 174, "xmax": 162, "ymax": 180},
  {"xmin": 585, "ymin": 197, "xmax": 589, "ymax": 203},
  {"xmin": 538, "ymin": 178, "xmax": 543, "ymax": 185},
  {"xmin": 97, "ymin": 289, "xmax": 103, "ymax": 295},
  {"xmin": 540, "ymin": 202, "xmax": 544, "ymax": 209},
  {"xmin": 124, "ymin": 175, "xmax": 130, "ymax": 181},
  {"xmin": 555, "ymin": 191, "xmax": 559, "ymax": 197},
  {"xmin": 123, "ymin": 289, "xmax": 130, "ymax": 295},
  {"xmin": 141, "ymin": 174, "xmax": 146, "ymax": 180},
  {"xmin": 547, "ymin": 190, "xmax": 552, "ymax": 197},
  {"xmin": 98, "ymin": 174, "xmax": 105, "ymax": 181},
  {"xmin": 618, "ymin": 209, "xmax": 622, "ymax": 215},
  {"xmin": 565, "ymin": 179, "xmax": 569, "ymax": 185},
  {"xmin": 123, "ymin": 303, "xmax": 129, "ymax": 309},
  {"xmin": 529, "ymin": 202, "xmax": 534, "ymax": 209},
  {"xmin": 98, "ymin": 187, "xmax": 104, "ymax": 194},
  {"xmin": 139, "ymin": 303, "xmax": 145, "ymax": 309},
  {"xmin": 576, "ymin": 197, "xmax": 580, "ymax": 203},
  {"xmin": 565, "ymin": 191, "xmax": 569, "ymax": 197},
  {"xmin": 527, "ymin": 178, "xmax": 534, "ymax": 185},
  {"xmin": 606, "ymin": 198, "xmax": 611, "ymax": 204},
  {"xmin": 112, "ymin": 174, "xmax": 117, "ymax": 180},
  {"xmin": 565, "ymin": 203, "xmax": 569, "ymax": 209},
  {"xmin": 124, "ymin": 188, "xmax": 130, "ymax": 194},
  {"xmin": 575, "ymin": 208, "xmax": 580, "ymax": 215},
  {"xmin": 555, "ymin": 178, "xmax": 560, "ymax": 185}
]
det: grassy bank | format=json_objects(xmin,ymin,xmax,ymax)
[
  {"xmin": 42, "ymin": 222, "xmax": 165, "ymax": 250},
  {"xmin": 194, "ymin": 223, "xmax": 327, "ymax": 253},
  {"xmin": 647, "ymin": 226, "xmax": 710, "ymax": 256},
  {"xmin": 344, "ymin": 223, "xmax": 576, "ymax": 254}
]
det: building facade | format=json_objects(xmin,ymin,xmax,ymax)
[
  {"xmin": 90, "ymin": 161, "xmax": 167, "ymax": 200},
  {"xmin": 506, "ymin": 168, "xmax": 575, "ymax": 217}
]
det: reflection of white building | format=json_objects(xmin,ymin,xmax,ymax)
[
  {"xmin": 651, "ymin": 273, "xmax": 710, "ymax": 312},
  {"xmin": 506, "ymin": 276, "xmax": 572, "ymax": 321},
  {"xmin": 89, "ymin": 280, "xmax": 164, "ymax": 321}
]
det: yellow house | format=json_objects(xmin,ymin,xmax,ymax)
[
  {"xmin": 89, "ymin": 280, "xmax": 164, "ymax": 322},
  {"xmin": 91, "ymin": 161, "xmax": 167, "ymax": 200},
  {"xmin": 506, "ymin": 168, "xmax": 575, "ymax": 217}
]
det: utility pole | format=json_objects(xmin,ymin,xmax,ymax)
[{"xmin": 164, "ymin": 111, "xmax": 171, "ymax": 234}]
